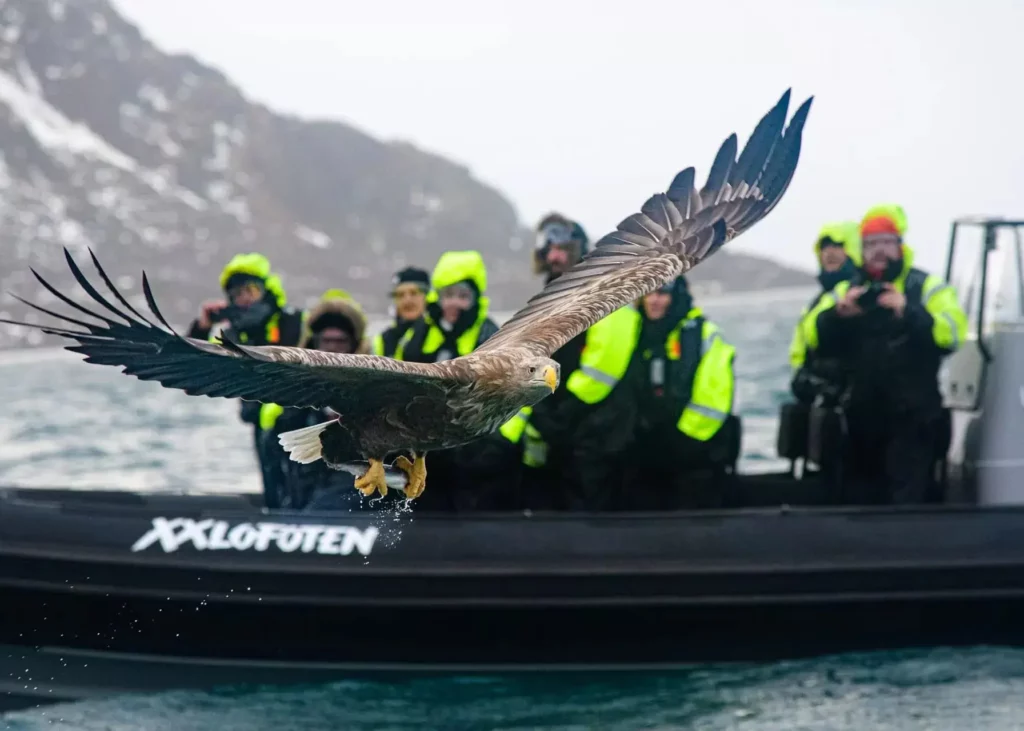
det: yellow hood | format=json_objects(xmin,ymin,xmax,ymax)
[{"xmin": 814, "ymin": 221, "xmax": 863, "ymax": 266}]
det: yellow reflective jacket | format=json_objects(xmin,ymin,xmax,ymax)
[
  {"xmin": 497, "ymin": 305, "xmax": 641, "ymax": 465},
  {"xmin": 642, "ymin": 308, "xmax": 736, "ymax": 442},
  {"xmin": 789, "ymin": 221, "xmax": 862, "ymax": 370}
]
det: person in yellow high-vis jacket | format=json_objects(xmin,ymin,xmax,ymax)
[
  {"xmin": 622, "ymin": 276, "xmax": 738, "ymax": 510},
  {"xmin": 394, "ymin": 250, "xmax": 499, "ymax": 363},
  {"xmin": 788, "ymin": 221, "xmax": 861, "ymax": 405},
  {"xmin": 187, "ymin": 253, "xmax": 305, "ymax": 350},
  {"xmin": 498, "ymin": 213, "xmax": 640, "ymax": 511},
  {"xmin": 371, "ymin": 267, "xmax": 430, "ymax": 358},
  {"xmin": 185, "ymin": 253, "xmax": 306, "ymax": 508},
  {"xmin": 392, "ymin": 250, "xmax": 505, "ymax": 511},
  {"xmin": 800, "ymin": 203, "xmax": 967, "ymax": 505}
]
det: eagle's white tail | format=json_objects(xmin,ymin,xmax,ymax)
[{"xmin": 278, "ymin": 421, "xmax": 332, "ymax": 464}]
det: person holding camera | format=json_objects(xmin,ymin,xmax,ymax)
[
  {"xmin": 187, "ymin": 253, "xmax": 305, "ymax": 349},
  {"xmin": 186, "ymin": 253, "xmax": 306, "ymax": 507},
  {"xmin": 799, "ymin": 204, "xmax": 967, "ymax": 505}
]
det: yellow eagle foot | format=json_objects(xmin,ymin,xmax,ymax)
[
  {"xmin": 354, "ymin": 459, "xmax": 388, "ymax": 497},
  {"xmin": 393, "ymin": 453, "xmax": 427, "ymax": 500}
]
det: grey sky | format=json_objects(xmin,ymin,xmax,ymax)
[{"xmin": 112, "ymin": 0, "xmax": 1024, "ymax": 274}]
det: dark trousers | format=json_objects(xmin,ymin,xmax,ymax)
[
  {"xmin": 620, "ymin": 429, "xmax": 729, "ymax": 511},
  {"xmin": 253, "ymin": 423, "xmax": 282, "ymax": 509},
  {"xmin": 557, "ymin": 446, "xmax": 626, "ymax": 511},
  {"xmin": 839, "ymin": 410, "xmax": 943, "ymax": 505}
]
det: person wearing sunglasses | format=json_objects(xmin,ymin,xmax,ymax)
[
  {"xmin": 498, "ymin": 213, "xmax": 640, "ymax": 511},
  {"xmin": 394, "ymin": 250, "xmax": 498, "ymax": 364},
  {"xmin": 186, "ymin": 253, "xmax": 306, "ymax": 507},
  {"xmin": 392, "ymin": 250, "xmax": 500, "ymax": 510},
  {"xmin": 187, "ymin": 253, "xmax": 305, "ymax": 350},
  {"xmin": 800, "ymin": 204, "xmax": 967, "ymax": 505}
]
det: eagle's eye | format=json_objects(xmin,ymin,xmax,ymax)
[{"xmin": 528, "ymin": 366, "xmax": 536, "ymax": 375}]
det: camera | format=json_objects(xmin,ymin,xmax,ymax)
[
  {"xmin": 856, "ymin": 282, "xmax": 885, "ymax": 309},
  {"xmin": 208, "ymin": 303, "xmax": 244, "ymax": 323},
  {"xmin": 210, "ymin": 301, "xmax": 275, "ymax": 331}
]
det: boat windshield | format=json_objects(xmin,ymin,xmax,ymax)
[{"xmin": 946, "ymin": 219, "xmax": 1024, "ymax": 351}]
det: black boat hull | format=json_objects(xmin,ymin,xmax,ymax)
[{"xmin": 4, "ymin": 485, "xmax": 1024, "ymax": 709}]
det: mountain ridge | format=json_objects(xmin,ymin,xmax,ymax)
[{"xmin": 0, "ymin": 0, "xmax": 812, "ymax": 350}]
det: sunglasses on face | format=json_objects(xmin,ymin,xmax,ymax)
[
  {"xmin": 535, "ymin": 223, "xmax": 575, "ymax": 251},
  {"xmin": 227, "ymin": 283, "xmax": 264, "ymax": 302},
  {"xmin": 439, "ymin": 286, "xmax": 474, "ymax": 302},
  {"xmin": 862, "ymin": 234, "xmax": 901, "ymax": 250}
]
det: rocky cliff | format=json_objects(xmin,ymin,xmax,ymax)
[{"xmin": 0, "ymin": 0, "xmax": 811, "ymax": 349}]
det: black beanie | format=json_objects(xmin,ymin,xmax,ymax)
[{"xmin": 390, "ymin": 267, "xmax": 430, "ymax": 293}]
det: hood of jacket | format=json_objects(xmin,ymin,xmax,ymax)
[{"xmin": 300, "ymin": 293, "xmax": 370, "ymax": 353}]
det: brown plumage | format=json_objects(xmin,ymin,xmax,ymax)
[{"xmin": 0, "ymin": 88, "xmax": 813, "ymax": 501}]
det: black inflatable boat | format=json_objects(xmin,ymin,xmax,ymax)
[
  {"xmin": 3, "ymin": 474, "xmax": 1024, "ymax": 710},
  {"xmin": 3, "ymin": 216, "xmax": 1024, "ymax": 710}
]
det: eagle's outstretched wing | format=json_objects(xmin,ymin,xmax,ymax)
[
  {"xmin": 473, "ymin": 88, "xmax": 813, "ymax": 360},
  {"xmin": 0, "ymin": 249, "xmax": 464, "ymax": 416}
]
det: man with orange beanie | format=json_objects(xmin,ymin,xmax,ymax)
[{"xmin": 799, "ymin": 204, "xmax": 967, "ymax": 505}]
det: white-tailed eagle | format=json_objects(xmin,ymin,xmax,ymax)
[{"xmin": 0, "ymin": 89, "xmax": 812, "ymax": 500}]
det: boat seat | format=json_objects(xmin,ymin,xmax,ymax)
[
  {"xmin": 776, "ymin": 401, "xmax": 810, "ymax": 462},
  {"xmin": 720, "ymin": 414, "xmax": 742, "ymax": 470},
  {"xmin": 928, "ymin": 407, "xmax": 953, "ymax": 501}
]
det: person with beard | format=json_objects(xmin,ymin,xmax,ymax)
[
  {"xmin": 186, "ymin": 253, "xmax": 305, "ymax": 507},
  {"xmin": 498, "ymin": 213, "xmax": 641, "ymax": 511},
  {"xmin": 257, "ymin": 290, "xmax": 400, "ymax": 511},
  {"xmin": 789, "ymin": 221, "xmax": 862, "ymax": 404},
  {"xmin": 621, "ymin": 276, "xmax": 738, "ymax": 510},
  {"xmin": 372, "ymin": 267, "xmax": 430, "ymax": 357},
  {"xmin": 801, "ymin": 204, "xmax": 967, "ymax": 504},
  {"xmin": 393, "ymin": 250, "xmax": 501, "ymax": 510}
]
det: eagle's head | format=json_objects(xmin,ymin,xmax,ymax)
[{"xmin": 523, "ymin": 357, "xmax": 560, "ymax": 398}]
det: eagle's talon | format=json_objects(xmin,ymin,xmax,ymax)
[
  {"xmin": 394, "ymin": 453, "xmax": 427, "ymax": 500},
  {"xmin": 354, "ymin": 459, "xmax": 388, "ymax": 497}
]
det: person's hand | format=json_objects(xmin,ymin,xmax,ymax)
[
  {"xmin": 877, "ymin": 283, "xmax": 906, "ymax": 317},
  {"xmin": 197, "ymin": 299, "xmax": 228, "ymax": 329},
  {"xmin": 836, "ymin": 286, "xmax": 865, "ymax": 317}
]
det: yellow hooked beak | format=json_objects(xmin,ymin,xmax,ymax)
[{"xmin": 543, "ymin": 364, "xmax": 558, "ymax": 392}]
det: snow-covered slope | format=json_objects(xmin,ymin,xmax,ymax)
[
  {"xmin": 0, "ymin": 0, "xmax": 811, "ymax": 349},
  {"xmin": 0, "ymin": 0, "xmax": 531, "ymax": 348}
]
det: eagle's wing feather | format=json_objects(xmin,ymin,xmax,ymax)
[
  {"xmin": 473, "ymin": 89, "xmax": 812, "ymax": 359},
  {"xmin": 1, "ymin": 249, "xmax": 464, "ymax": 418}
]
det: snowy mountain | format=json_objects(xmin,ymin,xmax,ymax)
[{"xmin": 0, "ymin": 0, "xmax": 811, "ymax": 349}]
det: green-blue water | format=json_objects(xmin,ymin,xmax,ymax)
[{"xmin": 2, "ymin": 291, "xmax": 1022, "ymax": 730}]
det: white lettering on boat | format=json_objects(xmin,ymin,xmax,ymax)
[{"xmin": 130, "ymin": 517, "xmax": 379, "ymax": 556}]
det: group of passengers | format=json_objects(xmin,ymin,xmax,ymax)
[{"xmin": 187, "ymin": 202, "xmax": 967, "ymax": 513}]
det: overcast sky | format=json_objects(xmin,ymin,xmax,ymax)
[{"xmin": 112, "ymin": 0, "xmax": 1024, "ymax": 274}]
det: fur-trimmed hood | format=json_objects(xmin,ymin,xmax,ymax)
[{"xmin": 300, "ymin": 295, "xmax": 370, "ymax": 353}]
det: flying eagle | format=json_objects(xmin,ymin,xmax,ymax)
[{"xmin": 0, "ymin": 89, "xmax": 812, "ymax": 501}]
